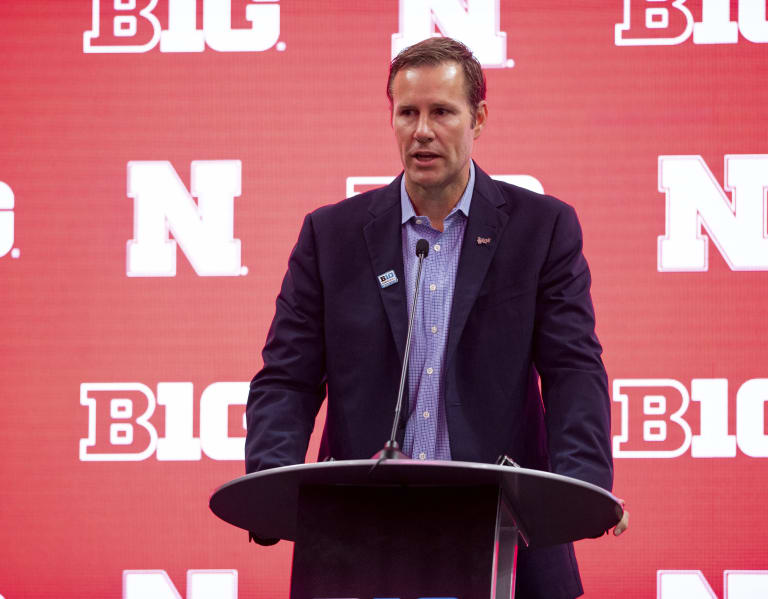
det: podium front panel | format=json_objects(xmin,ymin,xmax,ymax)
[{"xmin": 290, "ymin": 484, "xmax": 499, "ymax": 599}]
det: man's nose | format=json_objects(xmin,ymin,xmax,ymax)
[{"xmin": 414, "ymin": 114, "xmax": 434, "ymax": 142}]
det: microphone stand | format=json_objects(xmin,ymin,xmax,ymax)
[{"xmin": 372, "ymin": 239, "xmax": 430, "ymax": 460}]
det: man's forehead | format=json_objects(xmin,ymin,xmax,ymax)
[
  {"xmin": 399, "ymin": 60, "xmax": 460, "ymax": 78},
  {"xmin": 394, "ymin": 61, "xmax": 461, "ymax": 84},
  {"xmin": 391, "ymin": 61, "xmax": 466, "ymax": 102}
]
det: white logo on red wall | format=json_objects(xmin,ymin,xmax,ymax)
[
  {"xmin": 0, "ymin": 181, "xmax": 20, "ymax": 259},
  {"xmin": 657, "ymin": 155, "xmax": 768, "ymax": 272},
  {"xmin": 613, "ymin": 378, "xmax": 768, "ymax": 458},
  {"xmin": 123, "ymin": 570, "xmax": 237, "ymax": 599},
  {"xmin": 79, "ymin": 381, "xmax": 248, "ymax": 461},
  {"xmin": 127, "ymin": 160, "xmax": 244, "ymax": 277},
  {"xmin": 392, "ymin": 0, "xmax": 511, "ymax": 68},
  {"xmin": 84, "ymin": 0, "xmax": 283, "ymax": 53},
  {"xmin": 658, "ymin": 570, "xmax": 768, "ymax": 598},
  {"xmin": 118, "ymin": 568, "xmax": 768, "ymax": 598},
  {"xmin": 616, "ymin": 0, "xmax": 768, "ymax": 46}
]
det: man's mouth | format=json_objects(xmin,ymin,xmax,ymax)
[{"xmin": 412, "ymin": 152, "xmax": 440, "ymax": 163}]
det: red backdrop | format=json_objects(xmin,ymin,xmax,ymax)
[{"xmin": 2, "ymin": 1, "xmax": 767, "ymax": 597}]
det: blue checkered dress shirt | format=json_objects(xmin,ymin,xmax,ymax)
[{"xmin": 400, "ymin": 161, "xmax": 475, "ymax": 461}]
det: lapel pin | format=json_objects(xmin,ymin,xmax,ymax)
[
  {"xmin": 476, "ymin": 236, "xmax": 492, "ymax": 246},
  {"xmin": 377, "ymin": 269, "xmax": 398, "ymax": 289}
]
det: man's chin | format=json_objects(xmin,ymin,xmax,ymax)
[{"xmin": 405, "ymin": 169, "xmax": 444, "ymax": 190}]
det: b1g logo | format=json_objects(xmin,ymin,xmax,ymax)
[
  {"xmin": 616, "ymin": 0, "xmax": 768, "ymax": 46},
  {"xmin": 79, "ymin": 381, "xmax": 248, "ymax": 461},
  {"xmin": 84, "ymin": 0, "xmax": 281, "ymax": 53},
  {"xmin": 127, "ymin": 160, "xmax": 244, "ymax": 277},
  {"xmin": 613, "ymin": 378, "xmax": 768, "ymax": 458},
  {"xmin": 392, "ymin": 0, "xmax": 511, "ymax": 68},
  {"xmin": 657, "ymin": 155, "xmax": 768, "ymax": 272}
]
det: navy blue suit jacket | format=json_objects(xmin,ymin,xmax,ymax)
[{"xmin": 246, "ymin": 165, "xmax": 613, "ymax": 599}]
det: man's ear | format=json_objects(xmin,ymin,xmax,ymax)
[{"xmin": 473, "ymin": 101, "xmax": 488, "ymax": 137}]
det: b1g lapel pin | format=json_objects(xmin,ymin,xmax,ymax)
[
  {"xmin": 378, "ymin": 269, "xmax": 398, "ymax": 288},
  {"xmin": 476, "ymin": 236, "xmax": 492, "ymax": 246}
]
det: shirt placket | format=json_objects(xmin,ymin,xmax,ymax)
[{"xmin": 413, "ymin": 216, "xmax": 458, "ymax": 461}]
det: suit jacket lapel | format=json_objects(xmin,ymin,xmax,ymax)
[
  {"xmin": 445, "ymin": 167, "xmax": 509, "ymax": 367},
  {"xmin": 363, "ymin": 176, "xmax": 408, "ymax": 360}
]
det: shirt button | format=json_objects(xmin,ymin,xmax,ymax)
[
  {"xmin": 426, "ymin": 367, "xmax": 433, "ymax": 375},
  {"xmin": 429, "ymin": 283, "xmax": 436, "ymax": 291},
  {"xmin": 434, "ymin": 244, "xmax": 441, "ymax": 252},
  {"xmin": 415, "ymin": 219, "xmax": 423, "ymax": 225},
  {"xmin": 423, "ymin": 410, "xmax": 430, "ymax": 419},
  {"xmin": 418, "ymin": 452, "xmax": 427, "ymax": 460},
  {"xmin": 431, "ymin": 326, "xmax": 437, "ymax": 334}
]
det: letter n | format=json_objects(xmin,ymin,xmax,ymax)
[
  {"xmin": 126, "ymin": 160, "xmax": 242, "ymax": 276},
  {"xmin": 657, "ymin": 570, "xmax": 718, "ymax": 598},
  {"xmin": 123, "ymin": 570, "xmax": 237, "ymax": 599},
  {"xmin": 392, "ymin": 0, "xmax": 508, "ymax": 67},
  {"xmin": 658, "ymin": 155, "xmax": 768, "ymax": 271}
]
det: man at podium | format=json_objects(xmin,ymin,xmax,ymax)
[{"xmin": 246, "ymin": 37, "xmax": 616, "ymax": 599}]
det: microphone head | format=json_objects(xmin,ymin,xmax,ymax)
[{"xmin": 416, "ymin": 238, "xmax": 429, "ymax": 258}]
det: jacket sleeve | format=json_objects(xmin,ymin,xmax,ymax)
[
  {"xmin": 245, "ymin": 213, "xmax": 327, "ymax": 473},
  {"xmin": 532, "ymin": 203, "xmax": 613, "ymax": 491}
]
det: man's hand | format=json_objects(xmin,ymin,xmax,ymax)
[{"xmin": 613, "ymin": 500, "xmax": 629, "ymax": 536}]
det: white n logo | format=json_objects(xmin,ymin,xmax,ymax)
[
  {"xmin": 127, "ymin": 161, "xmax": 242, "ymax": 276},
  {"xmin": 123, "ymin": 570, "xmax": 237, "ymax": 599},
  {"xmin": 392, "ymin": 0, "xmax": 509, "ymax": 68},
  {"xmin": 657, "ymin": 155, "xmax": 768, "ymax": 271},
  {"xmin": 657, "ymin": 570, "xmax": 768, "ymax": 598}
]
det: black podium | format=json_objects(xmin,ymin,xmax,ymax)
[{"xmin": 209, "ymin": 460, "xmax": 622, "ymax": 599}]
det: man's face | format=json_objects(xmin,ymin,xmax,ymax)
[{"xmin": 391, "ymin": 61, "xmax": 486, "ymax": 196}]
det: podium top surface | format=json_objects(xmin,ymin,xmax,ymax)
[{"xmin": 209, "ymin": 459, "xmax": 622, "ymax": 548}]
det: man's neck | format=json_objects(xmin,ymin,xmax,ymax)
[{"xmin": 405, "ymin": 165, "xmax": 470, "ymax": 233}]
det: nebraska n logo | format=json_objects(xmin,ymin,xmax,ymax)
[
  {"xmin": 392, "ymin": 0, "xmax": 511, "ymax": 68},
  {"xmin": 657, "ymin": 155, "xmax": 768, "ymax": 271},
  {"xmin": 126, "ymin": 160, "xmax": 243, "ymax": 277}
]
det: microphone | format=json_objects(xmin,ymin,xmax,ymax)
[
  {"xmin": 415, "ymin": 238, "xmax": 429, "ymax": 258},
  {"xmin": 372, "ymin": 238, "xmax": 430, "ymax": 460}
]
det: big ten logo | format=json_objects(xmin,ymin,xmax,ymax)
[
  {"xmin": 0, "ymin": 181, "xmax": 17, "ymax": 259},
  {"xmin": 612, "ymin": 378, "xmax": 768, "ymax": 458},
  {"xmin": 79, "ymin": 382, "xmax": 248, "ymax": 461},
  {"xmin": 657, "ymin": 155, "xmax": 768, "ymax": 272},
  {"xmin": 616, "ymin": 0, "xmax": 768, "ymax": 46},
  {"xmin": 127, "ymin": 160, "xmax": 244, "ymax": 277},
  {"xmin": 345, "ymin": 174, "xmax": 544, "ymax": 198},
  {"xmin": 658, "ymin": 570, "xmax": 768, "ymax": 598},
  {"xmin": 123, "ymin": 570, "xmax": 237, "ymax": 599},
  {"xmin": 392, "ymin": 0, "xmax": 511, "ymax": 68},
  {"xmin": 84, "ymin": 0, "xmax": 282, "ymax": 54}
]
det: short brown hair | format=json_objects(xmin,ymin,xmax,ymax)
[{"xmin": 387, "ymin": 37, "xmax": 486, "ymax": 112}]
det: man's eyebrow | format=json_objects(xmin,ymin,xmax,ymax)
[{"xmin": 396, "ymin": 101, "xmax": 459, "ymax": 111}]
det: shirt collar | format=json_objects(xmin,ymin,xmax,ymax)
[{"xmin": 400, "ymin": 160, "xmax": 475, "ymax": 225}]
